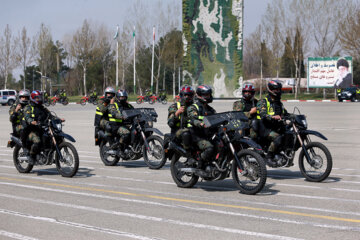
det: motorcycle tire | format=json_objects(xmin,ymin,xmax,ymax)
[
  {"xmin": 232, "ymin": 149, "xmax": 267, "ymax": 195},
  {"xmin": 170, "ymin": 153, "xmax": 199, "ymax": 188},
  {"xmin": 55, "ymin": 142, "xmax": 79, "ymax": 178},
  {"xmin": 13, "ymin": 145, "xmax": 33, "ymax": 173},
  {"xmin": 161, "ymin": 99, "xmax": 167, "ymax": 105},
  {"xmin": 44, "ymin": 101, "xmax": 50, "ymax": 107},
  {"xmin": 51, "ymin": 100, "xmax": 56, "ymax": 106},
  {"xmin": 62, "ymin": 100, "xmax": 69, "ymax": 105},
  {"xmin": 149, "ymin": 98, "xmax": 155, "ymax": 104},
  {"xmin": 80, "ymin": 99, "xmax": 87, "ymax": 106},
  {"xmin": 92, "ymin": 100, "xmax": 98, "ymax": 105},
  {"xmin": 136, "ymin": 98, "xmax": 143, "ymax": 104},
  {"xmin": 99, "ymin": 141, "xmax": 120, "ymax": 166},
  {"xmin": 298, "ymin": 142, "xmax": 332, "ymax": 182},
  {"xmin": 143, "ymin": 135, "xmax": 166, "ymax": 169}
]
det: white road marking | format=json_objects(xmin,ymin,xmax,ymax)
[{"xmin": 0, "ymin": 230, "xmax": 39, "ymax": 240}]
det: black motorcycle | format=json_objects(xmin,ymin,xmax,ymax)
[
  {"xmin": 8, "ymin": 114, "xmax": 79, "ymax": 178},
  {"xmin": 167, "ymin": 111, "xmax": 267, "ymax": 195},
  {"xmin": 252, "ymin": 107, "xmax": 332, "ymax": 182},
  {"xmin": 98, "ymin": 108, "xmax": 166, "ymax": 169}
]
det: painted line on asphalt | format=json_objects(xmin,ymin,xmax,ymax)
[
  {"xmin": 0, "ymin": 176, "xmax": 359, "ymax": 224},
  {"xmin": 1, "ymin": 184, "xmax": 359, "ymax": 233},
  {"xmin": 0, "ymin": 230, "xmax": 39, "ymax": 240},
  {"xmin": 0, "ymin": 208, "xmax": 161, "ymax": 240}
]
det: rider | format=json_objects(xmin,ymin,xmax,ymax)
[
  {"xmin": 90, "ymin": 88, "xmax": 97, "ymax": 101},
  {"xmin": 23, "ymin": 90, "xmax": 65, "ymax": 163},
  {"xmin": 187, "ymin": 84, "xmax": 216, "ymax": 170},
  {"xmin": 94, "ymin": 86, "xmax": 116, "ymax": 145},
  {"xmin": 9, "ymin": 90, "xmax": 30, "ymax": 141},
  {"xmin": 108, "ymin": 89, "xmax": 134, "ymax": 148},
  {"xmin": 167, "ymin": 85, "xmax": 194, "ymax": 150},
  {"xmin": 60, "ymin": 89, "xmax": 67, "ymax": 101},
  {"xmin": 233, "ymin": 83, "xmax": 258, "ymax": 139},
  {"xmin": 256, "ymin": 80, "xmax": 290, "ymax": 166}
]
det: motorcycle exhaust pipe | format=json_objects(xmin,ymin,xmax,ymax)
[
  {"xmin": 106, "ymin": 150, "xmax": 117, "ymax": 155},
  {"xmin": 10, "ymin": 136, "xmax": 22, "ymax": 147},
  {"xmin": 168, "ymin": 142, "xmax": 187, "ymax": 156},
  {"xmin": 179, "ymin": 167, "xmax": 196, "ymax": 173}
]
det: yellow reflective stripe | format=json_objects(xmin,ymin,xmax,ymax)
[
  {"xmin": 96, "ymin": 107, "xmax": 103, "ymax": 116},
  {"xmin": 257, "ymin": 98, "xmax": 283, "ymax": 119},
  {"xmin": 176, "ymin": 101, "xmax": 181, "ymax": 127},
  {"xmin": 108, "ymin": 103, "xmax": 122, "ymax": 122}
]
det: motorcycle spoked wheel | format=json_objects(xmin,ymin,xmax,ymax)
[
  {"xmin": 143, "ymin": 135, "xmax": 166, "ymax": 169},
  {"xmin": 44, "ymin": 101, "xmax": 50, "ymax": 107},
  {"xmin": 51, "ymin": 100, "xmax": 56, "ymax": 106},
  {"xmin": 149, "ymin": 98, "xmax": 155, "ymax": 104},
  {"xmin": 170, "ymin": 154, "xmax": 199, "ymax": 188},
  {"xmin": 13, "ymin": 145, "xmax": 34, "ymax": 173},
  {"xmin": 161, "ymin": 99, "xmax": 167, "ymax": 104},
  {"xmin": 99, "ymin": 141, "xmax": 120, "ymax": 166},
  {"xmin": 92, "ymin": 100, "xmax": 98, "ymax": 105},
  {"xmin": 55, "ymin": 142, "xmax": 79, "ymax": 178},
  {"xmin": 136, "ymin": 98, "xmax": 143, "ymax": 104},
  {"xmin": 298, "ymin": 142, "xmax": 332, "ymax": 182},
  {"xmin": 62, "ymin": 99, "xmax": 69, "ymax": 105},
  {"xmin": 232, "ymin": 149, "xmax": 267, "ymax": 195}
]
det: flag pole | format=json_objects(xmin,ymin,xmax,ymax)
[
  {"xmin": 151, "ymin": 26, "xmax": 155, "ymax": 94},
  {"xmin": 114, "ymin": 25, "xmax": 119, "ymax": 88},
  {"xmin": 133, "ymin": 26, "xmax": 136, "ymax": 95}
]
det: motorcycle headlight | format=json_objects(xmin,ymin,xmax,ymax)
[
  {"xmin": 302, "ymin": 119, "xmax": 307, "ymax": 129},
  {"xmin": 55, "ymin": 123, "xmax": 62, "ymax": 132}
]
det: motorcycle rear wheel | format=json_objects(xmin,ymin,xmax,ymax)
[
  {"xmin": 170, "ymin": 154, "xmax": 199, "ymax": 188},
  {"xmin": 299, "ymin": 142, "xmax": 332, "ymax": 182},
  {"xmin": 161, "ymin": 99, "xmax": 167, "ymax": 104},
  {"xmin": 99, "ymin": 141, "xmax": 120, "ymax": 166},
  {"xmin": 55, "ymin": 142, "xmax": 79, "ymax": 178},
  {"xmin": 143, "ymin": 135, "xmax": 166, "ymax": 169},
  {"xmin": 62, "ymin": 99, "xmax": 69, "ymax": 105},
  {"xmin": 232, "ymin": 149, "xmax": 267, "ymax": 195},
  {"xmin": 13, "ymin": 145, "xmax": 33, "ymax": 173},
  {"xmin": 136, "ymin": 98, "xmax": 143, "ymax": 104}
]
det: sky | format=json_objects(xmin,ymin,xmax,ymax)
[
  {"xmin": 0, "ymin": 0, "xmax": 272, "ymax": 79},
  {"xmin": 0, "ymin": 0, "xmax": 271, "ymax": 41}
]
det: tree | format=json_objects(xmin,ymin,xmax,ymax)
[
  {"xmin": 71, "ymin": 19, "xmax": 96, "ymax": 96},
  {"xmin": 0, "ymin": 24, "xmax": 17, "ymax": 89},
  {"xmin": 280, "ymin": 36, "xmax": 295, "ymax": 77},
  {"xmin": 36, "ymin": 23, "xmax": 54, "ymax": 86},
  {"xmin": 15, "ymin": 27, "xmax": 35, "ymax": 90}
]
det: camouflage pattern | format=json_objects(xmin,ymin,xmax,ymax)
[
  {"xmin": 256, "ymin": 95, "xmax": 288, "ymax": 123},
  {"xmin": 267, "ymin": 131, "xmax": 280, "ymax": 153},
  {"xmin": 94, "ymin": 99, "xmax": 110, "ymax": 129},
  {"xmin": 108, "ymin": 101, "xmax": 134, "ymax": 143},
  {"xmin": 9, "ymin": 100, "xmax": 26, "ymax": 135},
  {"xmin": 167, "ymin": 102, "xmax": 191, "ymax": 133},
  {"xmin": 232, "ymin": 98, "xmax": 258, "ymax": 119},
  {"xmin": 187, "ymin": 101, "xmax": 216, "ymax": 151},
  {"xmin": 183, "ymin": 0, "xmax": 244, "ymax": 97},
  {"xmin": 23, "ymin": 103, "xmax": 51, "ymax": 125}
]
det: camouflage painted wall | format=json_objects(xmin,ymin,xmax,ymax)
[{"xmin": 182, "ymin": 0, "xmax": 243, "ymax": 97}]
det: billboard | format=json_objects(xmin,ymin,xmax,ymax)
[
  {"xmin": 307, "ymin": 57, "xmax": 353, "ymax": 88},
  {"xmin": 182, "ymin": 0, "xmax": 244, "ymax": 97}
]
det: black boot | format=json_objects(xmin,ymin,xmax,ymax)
[{"xmin": 266, "ymin": 152, "xmax": 277, "ymax": 167}]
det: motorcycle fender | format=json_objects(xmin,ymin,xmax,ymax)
[
  {"xmin": 10, "ymin": 135, "xmax": 22, "ymax": 147},
  {"xmin": 238, "ymin": 138, "xmax": 263, "ymax": 151},
  {"xmin": 301, "ymin": 130, "xmax": 328, "ymax": 141},
  {"xmin": 58, "ymin": 132, "xmax": 76, "ymax": 142},
  {"xmin": 145, "ymin": 128, "xmax": 164, "ymax": 136}
]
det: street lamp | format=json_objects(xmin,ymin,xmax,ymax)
[{"xmin": 36, "ymin": 71, "xmax": 44, "ymax": 92}]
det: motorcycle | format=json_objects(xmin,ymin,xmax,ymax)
[
  {"xmin": 167, "ymin": 111, "xmax": 267, "ymax": 195},
  {"xmin": 7, "ymin": 113, "xmax": 79, "ymax": 177},
  {"xmin": 252, "ymin": 107, "xmax": 332, "ymax": 182},
  {"xmin": 136, "ymin": 90, "xmax": 155, "ymax": 104},
  {"xmin": 50, "ymin": 95, "xmax": 69, "ymax": 106},
  {"xmin": 80, "ymin": 95, "xmax": 98, "ymax": 106},
  {"xmin": 97, "ymin": 108, "xmax": 166, "ymax": 169}
]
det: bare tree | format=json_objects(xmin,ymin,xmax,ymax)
[
  {"xmin": 0, "ymin": 24, "xmax": 18, "ymax": 89},
  {"xmin": 16, "ymin": 26, "xmax": 35, "ymax": 89},
  {"xmin": 36, "ymin": 23, "xmax": 53, "ymax": 81},
  {"xmin": 338, "ymin": 2, "xmax": 360, "ymax": 58},
  {"xmin": 71, "ymin": 19, "xmax": 96, "ymax": 96},
  {"xmin": 95, "ymin": 24, "xmax": 115, "ymax": 90},
  {"xmin": 118, "ymin": 25, "xmax": 132, "ymax": 89}
]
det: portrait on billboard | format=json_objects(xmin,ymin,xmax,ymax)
[{"xmin": 334, "ymin": 58, "xmax": 352, "ymax": 89}]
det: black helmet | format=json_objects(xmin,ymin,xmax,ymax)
[
  {"xmin": 179, "ymin": 85, "xmax": 194, "ymax": 104},
  {"xmin": 116, "ymin": 89, "xmax": 128, "ymax": 104},
  {"xmin": 18, "ymin": 89, "xmax": 30, "ymax": 105},
  {"xmin": 196, "ymin": 84, "xmax": 213, "ymax": 103},
  {"xmin": 267, "ymin": 80, "xmax": 282, "ymax": 99},
  {"xmin": 242, "ymin": 83, "xmax": 255, "ymax": 101}
]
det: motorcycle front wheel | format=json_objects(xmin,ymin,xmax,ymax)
[
  {"xmin": 80, "ymin": 99, "xmax": 87, "ymax": 106},
  {"xmin": 62, "ymin": 99, "xmax": 69, "ymax": 105},
  {"xmin": 143, "ymin": 135, "xmax": 166, "ymax": 169},
  {"xmin": 232, "ymin": 149, "xmax": 267, "ymax": 195},
  {"xmin": 299, "ymin": 142, "xmax": 332, "ymax": 182},
  {"xmin": 13, "ymin": 145, "xmax": 33, "ymax": 173},
  {"xmin": 44, "ymin": 101, "xmax": 50, "ymax": 107},
  {"xmin": 55, "ymin": 142, "xmax": 79, "ymax": 177},
  {"xmin": 136, "ymin": 98, "xmax": 143, "ymax": 104},
  {"xmin": 170, "ymin": 153, "xmax": 199, "ymax": 188},
  {"xmin": 161, "ymin": 99, "xmax": 167, "ymax": 105},
  {"xmin": 99, "ymin": 141, "xmax": 120, "ymax": 166}
]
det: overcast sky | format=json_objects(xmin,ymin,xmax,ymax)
[{"xmin": 0, "ymin": 0, "xmax": 271, "ymax": 41}]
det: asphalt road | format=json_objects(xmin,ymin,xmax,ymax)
[{"xmin": 0, "ymin": 101, "xmax": 359, "ymax": 240}]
